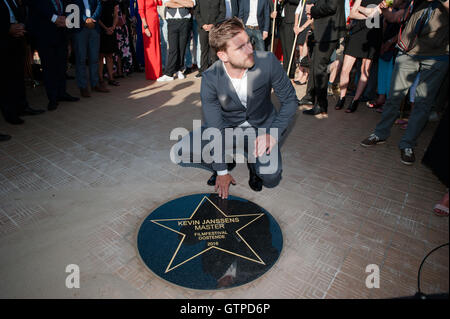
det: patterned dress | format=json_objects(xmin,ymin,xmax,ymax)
[{"xmin": 114, "ymin": 0, "xmax": 134, "ymax": 74}]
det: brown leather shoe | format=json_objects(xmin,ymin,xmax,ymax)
[
  {"xmin": 93, "ymin": 83, "xmax": 110, "ymax": 93},
  {"xmin": 80, "ymin": 88, "xmax": 91, "ymax": 98}
]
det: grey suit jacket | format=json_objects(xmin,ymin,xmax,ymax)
[{"xmin": 201, "ymin": 50, "xmax": 298, "ymax": 171}]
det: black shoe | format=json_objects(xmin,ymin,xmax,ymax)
[
  {"xmin": 65, "ymin": 73, "xmax": 75, "ymax": 80},
  {"xmin": 303, "ymin": 105, "xmax": 323, "ymax": 115},
  {"xmin": 400, "ymin": 148, "xmax": 415, "ymax": 165},
  {"xmin": 21, "ymin": 106, "xmax": 45, "ymax": 116},
  {"xmin": 58, "ymin": 93, "xmax": 80, "ymax": 102},
  {"xmin": 298, "ymin": 98, "xmax": 314, "ymax": 106},
  {"xmin": 195, "ymin": 72, "xmax": 202, "ymax": 78},
  {"xmin": 335, "ymin": 97, "xmax": 346, "ymax": 110},
  {"xmin": 206, "ymin": 161, "xmax": 237, "ymax": 186},
  {"xmin": 346, "ymin": 99, "xmax": 360, "ymax": 113},
  {"xmin": 247, "ymin": 163, "xmax": 263, "ymax": 192},
  {"xmin": 5, "ymin": 117, "xmax": 24, "ymax": 125},
  {"xmin": 48, "ymin": 101, "xmax": 59, "ymax": 111},
  {"xmin": 0, "ymin": 133, "xmax": 11, "ymax": 142}
]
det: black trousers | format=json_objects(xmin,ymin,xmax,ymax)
[
  {"xmin": 279, "ymin": 18, "xmax": 295, "ymax": 79},
  {"xmin": 37, "ymin": 40, "xmax": 68, "ymax": 103},
  {"xmin": 304, "ymin": 40, "xmax": 339, "ymax": 110},
  {"xmin": 1, "ymin": 37, "xmax": 27, "ymax": 122},
  {"xmin": 198, "ymin": 27, "xmax": 217, "ymax": 73},
  {"xmin": 165, "ymin": 18, "xmax": 192, "ymax": 76},
  {"xmin": 173, "ymin": 126, "xmax": 284, "ymax": 189}
]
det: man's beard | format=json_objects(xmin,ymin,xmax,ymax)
[{"xmin": 229, "ymin": 53, "xmax": 255, "ymax": 70}]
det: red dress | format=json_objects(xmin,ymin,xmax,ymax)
[{"xmin": 138, "ymin": 0, "xmax": 162, "ymax": 80}]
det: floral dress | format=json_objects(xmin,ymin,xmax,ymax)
[{"xmin": 114, "ymin": 0, "xmax": 133, "ymax": 74}]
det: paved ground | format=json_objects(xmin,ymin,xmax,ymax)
[{"xmin": 0, "ymin": 69, "xmax": 448, "ymax": 299}]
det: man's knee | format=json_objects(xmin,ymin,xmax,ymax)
[{"xmin": 260, "ymin": 170, "xmax": 282, "ymax": 188}]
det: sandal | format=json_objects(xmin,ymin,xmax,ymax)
[
  {"xmin": 108, "ymin": 80, "xmax": 120, "ymax": 86},
  {"xmin": 433, "ymin": 204, "xmax": 449, "ymax": 217},
  {"xmin": 367, "ymin": 101, "xmax": 384, "ymax": 109},
  {"xmin": 395, "ymin": 118, "xmax": 409, "ymax": 125}
]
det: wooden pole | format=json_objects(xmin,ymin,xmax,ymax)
[
  {"xmin": 286, "ymin": 0, "xmax": 307, "ymax": 76},
  {"xmin": 270, "ymin": 0, "xmax": 278, "ymax": 52}
]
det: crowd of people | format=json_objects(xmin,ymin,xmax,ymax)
[{"xmin": 1, "ymin": 0, "xmax": 449, "ymax": 214}]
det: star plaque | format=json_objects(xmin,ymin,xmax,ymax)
[{"xmin": 137, "ymin": 193, "xmax": 283, "ymax": 290}]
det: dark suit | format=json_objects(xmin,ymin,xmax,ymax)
[
  {"xmin": 279, "ymin": 0, "xmax": 299, "ymax": 78},
  {"xmin": 28, "ymin": 0, "xmax": 68, "ymax": 104},
  {"xmin": 228, "ymin": 0, "xmax": 239, "ymax": 17},
  {"xmin": 0, "ymin": 0, "xmax": 28, "ymax": 123},
  {"xmin": 173, "ymin": 51, "xmax": 298, "ymax": 187},
  {"xmin": 239, "ymin": 0, "xmax": 270, "ymax": 51},
  {"xmin": 194, "ymin": 0, "xmax": 226, "ymax": 73},
  {"xmin": 304, "ymin": 0, "xmax": 346, "ymax": 111}
]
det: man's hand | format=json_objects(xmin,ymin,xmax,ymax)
[
  {"xmin": 262, "ymin": 31, "xmax": 268, "ymax": 40},
  {"xmin": 270, "ymin": 11, "xmax": 277, "ymax": 19},
  {"xmin": 215, "ymin": 174, "xmax": 236, "ymax": 199},
  {"xmin": 55, "ymin": 16, "xmax": 66, "ymax": 28},
  {"xmin": 306, "ymin": 3, "xmax": 314, "ymax": 15},
  {"xmin": 9, "ymin": 23, "xmax": 26, "ymax": 37},
  {"xmin": 253, "ymin": 134, "xmax": 277, "ymax": 158},
  {"xmin": 85, "ymin": 17, "xmax": 96, "ymax": 29},
  {"xmin": 203, "ymin": 24, "xmax": 214, "ymax": 32}
]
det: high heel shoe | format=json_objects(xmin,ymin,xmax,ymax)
[
  {"xmin": 335, "ymin": 97, "xmax": 346, "ymax": 110},
  {"xmin": 346, "ymin": 99, "xmax": 360, "ymax": 113}
]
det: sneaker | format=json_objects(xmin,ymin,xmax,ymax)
[
  {"xmin": 177, "ymin": 71, "xmax": 185, "ymax": 80},
  {"xmin": 360, "ymin": 134, "xmax": 386, "ymax": 147},
  {"xmin": 400, "ymin": 148, "xmax": 415, "ymax": 165},
  {"xmin": 156, "ymin": 75, "xmax": 174, "ymax": 82}
]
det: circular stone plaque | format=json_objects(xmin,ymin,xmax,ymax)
[{"xmin": 137, "ymin": 193, "xmax": 283, "ymax": 290}]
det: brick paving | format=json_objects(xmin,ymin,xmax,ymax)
[{"xmin": 0, "ymin": 70, "xmax": 448, "ymax": 298}]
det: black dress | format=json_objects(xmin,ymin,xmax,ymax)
[
  {"xmin": 100, "ymin": 0, "xmax": 118, "ymax": 54},
  {"xmin": 344, "ymin": 0, "xmax": 383, "ymax": 60}
]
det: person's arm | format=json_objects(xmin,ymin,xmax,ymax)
[
  {"xmin": 194, "ymin": 0, "xmax": 204, "ymax": 28},
  {"xmin": 218, "ymin": 0, "xmax": 226, "ymax": 21},
  {"xmin": 381, "ymin": 6, "xmax": 405, "ymax": 23},
  {"xmin": 348, "ymin": 0, "xmax": 368, "ymax": 20},
  {"xmin": 165, "ymin": 0, "xmax": 194, "ymax": 8},
  {"xmin": 268, "ymin": 52, "xmax": 298, "ymax": 142},
  {"xmin": 201, "ymin": 73, "xmax": 236, "ymax": 199},
  {"xmin": 91, "ymin": 0, "xmax": 103, "ymax": 21},
  {"xmin": 357, "ymin": 1, "xmax": 382, "ymax": 18},
  {"xmin": 263, "ymin": 0, "xmax": 270, "ymax": 33}
]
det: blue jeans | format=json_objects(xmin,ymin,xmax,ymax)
[
  {"xmin": 374, "ymin": 53, "xmax": 449, "ymax": 150},
  {"xmin": 160, "ymin": 17, "xmax": 168, "ymax": 70},
  {"xmin": 377, "ymin": 57, "xmax": 394, "ymax": 96},
  {"xmin": 245, "ymin": 28, "xmax": 265, "ymax": 52},
  {"xmin": 72, "ymin": 27, "xmax": 100, "ymax": 89}
]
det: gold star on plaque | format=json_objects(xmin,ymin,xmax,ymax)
[{"xmin": 150, "ymin": 195, "xmax": 265, "ymax": 273}]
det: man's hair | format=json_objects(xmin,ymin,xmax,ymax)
[{"xmin": 209, "ymin": 17, "xmax": 246, "ymax": 53}]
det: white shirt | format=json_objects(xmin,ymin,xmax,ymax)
[
  {"xmin": 3, "ymin": 0, "xmax": 18, "ymax": 23},
  {"xmin": 224, "ymin": 0, "xmax": 232, "ymax": 19},
  {"xmin": 217, "ymin": 62, "xmax": 251, "ymax": 176},
  {"xmin": 246, "ymin": 0, "xmax": 259, "ymax": 27},
  {"xmin": 162, "ymin": 0, "xmax": 196, "ymax": 19},
  {"xmin": 83, "ymin": 0, "xmax": 92, "ymax": 18}
]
